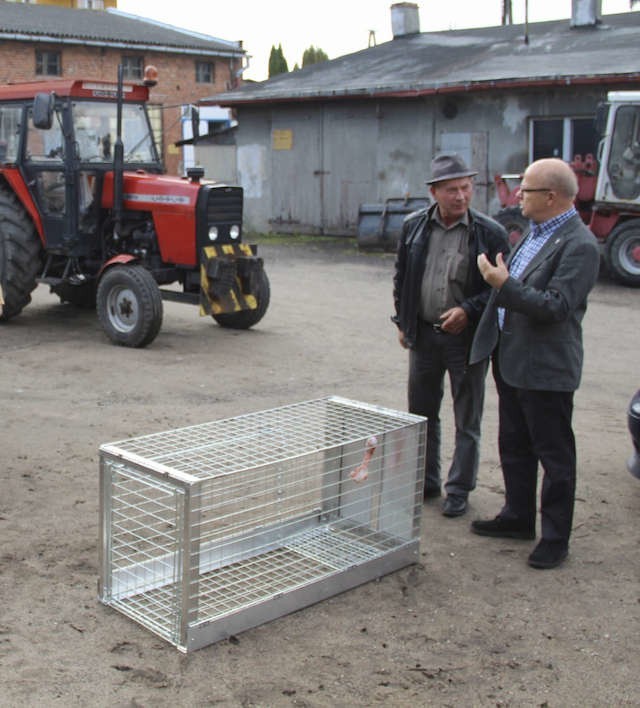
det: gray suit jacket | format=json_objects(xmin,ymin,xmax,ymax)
[{"xmin": 469, "ymin": 214, "xmax": 600, "ymax": 391}]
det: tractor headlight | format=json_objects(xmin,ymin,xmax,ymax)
[
  {"xmin": 208, "ymin": 226, "xmax": 218, "ymax": 241},
  {"xmin": 230, "ymin": 224, "xmax": 240, "ymax": 240}
]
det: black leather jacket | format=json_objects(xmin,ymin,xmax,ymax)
[{"xmin": 393, "ymin": 203, "xmax": 509, "ymax": 349}]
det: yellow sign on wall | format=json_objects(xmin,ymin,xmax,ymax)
[{"xmin": 272, "ymin": 129, "xmax": 293, "ymax": 151}]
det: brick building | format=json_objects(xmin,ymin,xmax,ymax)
[{"xmin": 0, "ymin": 0, "xmax": 245, "ymax": 175}]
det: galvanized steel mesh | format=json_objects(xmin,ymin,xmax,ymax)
[{"xmin": 99, "ymin": 397, "xmax": 426, "ymax": 650}]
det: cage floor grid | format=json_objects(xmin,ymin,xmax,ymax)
[{"xmin": 112, "ymin": 523, "xmax": 404, "ymax": 637}]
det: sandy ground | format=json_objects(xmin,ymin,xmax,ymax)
[{"xmin": 0, "ymin": 238, "xmax": 638, "ymax": 707}]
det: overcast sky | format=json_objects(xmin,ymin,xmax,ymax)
[{"xmin": 117, "ymin": 0, "xmax": 638, "ymax": 81}]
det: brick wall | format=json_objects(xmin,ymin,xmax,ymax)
[{"xmin": 0, "ymin": 40, "xmax": 240, "ymax": 175}]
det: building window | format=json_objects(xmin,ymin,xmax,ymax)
[
  {"xmin": 196, "ymin": 61, "xmax": 215, "ymax": 84},
  {"xmin": 78, "ymin": 0, "xmax": 105, "ymax": 7},
  {"xmin": 530, "ymin": 117, "xmax": 598, "ymax": 162},
  {"xmin": 36, "ymin": 50, "xmax": 61, "ymax": 76},
  {"xmin": 122, "ymin": 55, "xmax": 144, "ymax": 80}
]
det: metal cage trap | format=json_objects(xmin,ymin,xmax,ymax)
[{"xmin": 98, "ymin": 396, "xmax": 426, "ymax": 652}]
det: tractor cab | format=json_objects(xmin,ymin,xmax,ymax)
[
  {"xmin": 24, "ymin": 82, "xmax": 161, "ymax": 258},
  {"xmin": 595, "ymin": 91, "xmax": 640, "ymax": 206}
]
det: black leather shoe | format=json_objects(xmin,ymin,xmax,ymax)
[
  {"xmin": 423, "ymin": 484, "xmax": 441, "ymax": 500},
  {"xmin": 442, "ymin": 495, "xmax": 467, "ymax": 517},
  {"xmin": 470, "ymin": 515, "xmax": 535, "ymax": 540},
  {"xmin": 528, "ymin": 540, "xmax": 568, "ymax": 569}
]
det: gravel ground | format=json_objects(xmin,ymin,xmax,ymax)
[{"xmin": 1, "ymin": 237, "xmax": 638, "ymax": 707}]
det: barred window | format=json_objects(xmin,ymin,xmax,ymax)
[
  {"xmin": 122, "ymin": 55, "xmax": 144, "ymax": 81},
  {"xmin": 196, "ymin": 61, "xmax": 215, "ymax": 84},
  {"xmin": 36, "ymin": 50, "xmax": 61, "ymax": 76}
]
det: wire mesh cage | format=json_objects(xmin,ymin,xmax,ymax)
[{"xmin": 98, "ymin": 396, "xmax": 426, "ymax": 652}]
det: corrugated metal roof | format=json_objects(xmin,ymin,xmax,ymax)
[
  {"xmin": 0, "ymin": 1, "xmax": 243, "ymax": 57},
  {"xmin": 210, "ymin": 12, "xmax": 640, "ymax": 105}
]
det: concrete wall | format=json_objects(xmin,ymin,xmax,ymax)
[
  {"xmin": 227, "ymin": 86, "xmax": 609, "ymax": 235},
  {"xmin": 195, "ymin": 144, "xmax": 237, "ymax": 184}
]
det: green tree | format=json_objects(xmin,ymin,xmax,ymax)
[
  {"xmin": 268, "ymin": 44, "xmax": 289, "ymax": 77},
  {"xmin": 301, "ymin": 45, "xmax": 329, "ymax": 68}
]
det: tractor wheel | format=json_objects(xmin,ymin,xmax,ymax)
[
  {"xmin": 605, "ymin": 220, "xmax": 640, "ymax": 287},
  {"xmin": 0, "ymin": 186, "xmax": 43, "ymax": 320},
  {"xmin": 494, "ymin": 206, "xmax": 529, "ymax": 246},
  {"xmin": 212, "ymin": 268, "xmax": 270, "ymax": 330},
  {"xmin": 96, "ymin": 264, "xmax": 163, "ymax": 347}
]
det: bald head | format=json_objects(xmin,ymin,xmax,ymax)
[
  {"xmin": 527, "ymin": 158, "xmax": 578, "ymax": 199},
  {"xmin": 519, "ymin": 158, "xmax": 578, "ymax": 222}
]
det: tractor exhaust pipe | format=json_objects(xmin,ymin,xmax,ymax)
[{"xmin": 113, "ymin": 64, "xmax": 124, "ymax": 241}]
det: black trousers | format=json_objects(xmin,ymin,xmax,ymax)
[
  {"xmin": 408, "ymin": 321, "xmax": 488, "ymax": 497},
  {"xmin": 493, "ymin": 357, "xmax": 576, "ymax": 545}
]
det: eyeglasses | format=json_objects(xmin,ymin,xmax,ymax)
[{"xmin": 519, "ymin": 187, "xmax": 553, "ymax": 194}]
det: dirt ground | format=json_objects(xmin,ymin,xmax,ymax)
[{"xmin": 1, "ymin": 237, "xmax": 638, "ymax": 707}]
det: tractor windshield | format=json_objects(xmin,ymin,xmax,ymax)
[
  {"xmin": 607, "ymin": 104, "xmax": 640, "ymax": 201},
  {"xmin": 72, "ymin": 100, "xmax": 158, "ymax": 165}
]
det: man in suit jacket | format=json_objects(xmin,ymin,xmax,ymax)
[{"xmin": 469, "ymin": 157, "xmax": 600, "ymax": 569}]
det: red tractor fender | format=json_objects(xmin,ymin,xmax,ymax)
[
  {"xmin": 494, "ymin": 173, "xmax": 523, "ymax": 208},
  {"xmin": 98, "ymin": 254, "xmax": 138, "ymax": 278}
]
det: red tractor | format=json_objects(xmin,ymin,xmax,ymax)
[
  {"xmin": 0, "ymin": 66, "xmax": 269, "ymax": 346},
  {"xmin": 494, "ymin": 91, "xmax": 640, "ymax": 287}
]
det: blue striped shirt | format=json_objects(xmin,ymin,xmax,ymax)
[{"xmin": 498, "ymin": 207, "xmax": 577, "ymax": 329}]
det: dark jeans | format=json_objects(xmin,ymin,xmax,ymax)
[
  {"xmin": 408, "ymin": 321, "xmax": 488, "ymax": 497},
  {"xmin": 493, "ymin": 357, "xmax": 576, "ymax": 545}
]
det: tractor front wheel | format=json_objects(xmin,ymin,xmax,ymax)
[
  {"xmin": 605, "ymin": 219, "xmax": 640, "ymax": 287},
  {"xmin": 212, "ymin": 268, "xmax": 270, "ymax": 330},
  {"xmin": 97, "ymin": 265, "xmax": 163, "ymax": 347}
]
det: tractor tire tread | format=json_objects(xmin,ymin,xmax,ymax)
[{"xmin": 0, "ymin": 186, "xmax": 42, "ymax": 320}]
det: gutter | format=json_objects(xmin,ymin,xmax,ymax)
[
  {"xmin": 0, "ymin": 32, "xmax": 244, "ymax": 59},
  {"xmin": 211, "ymin": 73, "xmax": 640, "ymax": 107}
]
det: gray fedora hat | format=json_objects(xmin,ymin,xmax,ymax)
[{"xmin": 426, "ymin": 152, "xmax": 478, "ymax": 185}]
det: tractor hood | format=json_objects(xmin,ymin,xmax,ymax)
[{"xmin": 101, "ymin": 170, "xmax": 203, "ymax": 210}]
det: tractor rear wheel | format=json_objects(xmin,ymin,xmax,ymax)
[
  {"xmin": 605, "ymin": 219, "xmax": 640, "ymax": 287},
  {"xmin": 0, "ymin": 186, "xmax": 42, "ymax": 320},
  {"xmin": 96, "ymin": 264, "xmax": 163, "ymax": 347},
  {"xmin": 494, "ymin": 206, "xmax": 529, "ymax": 246},
  {"xmin": 212, "ymin": 268, "xmax": 270, "ymax": 330}
]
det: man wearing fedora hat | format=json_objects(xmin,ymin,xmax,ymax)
[{"xmin": 393, "ymin": 153, "xmax": 509, "ymax": 517}]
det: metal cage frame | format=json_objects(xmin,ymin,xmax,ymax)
[{"xmin": 99, "ymin": 396, "xmax": 426, "ymax": 652}]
